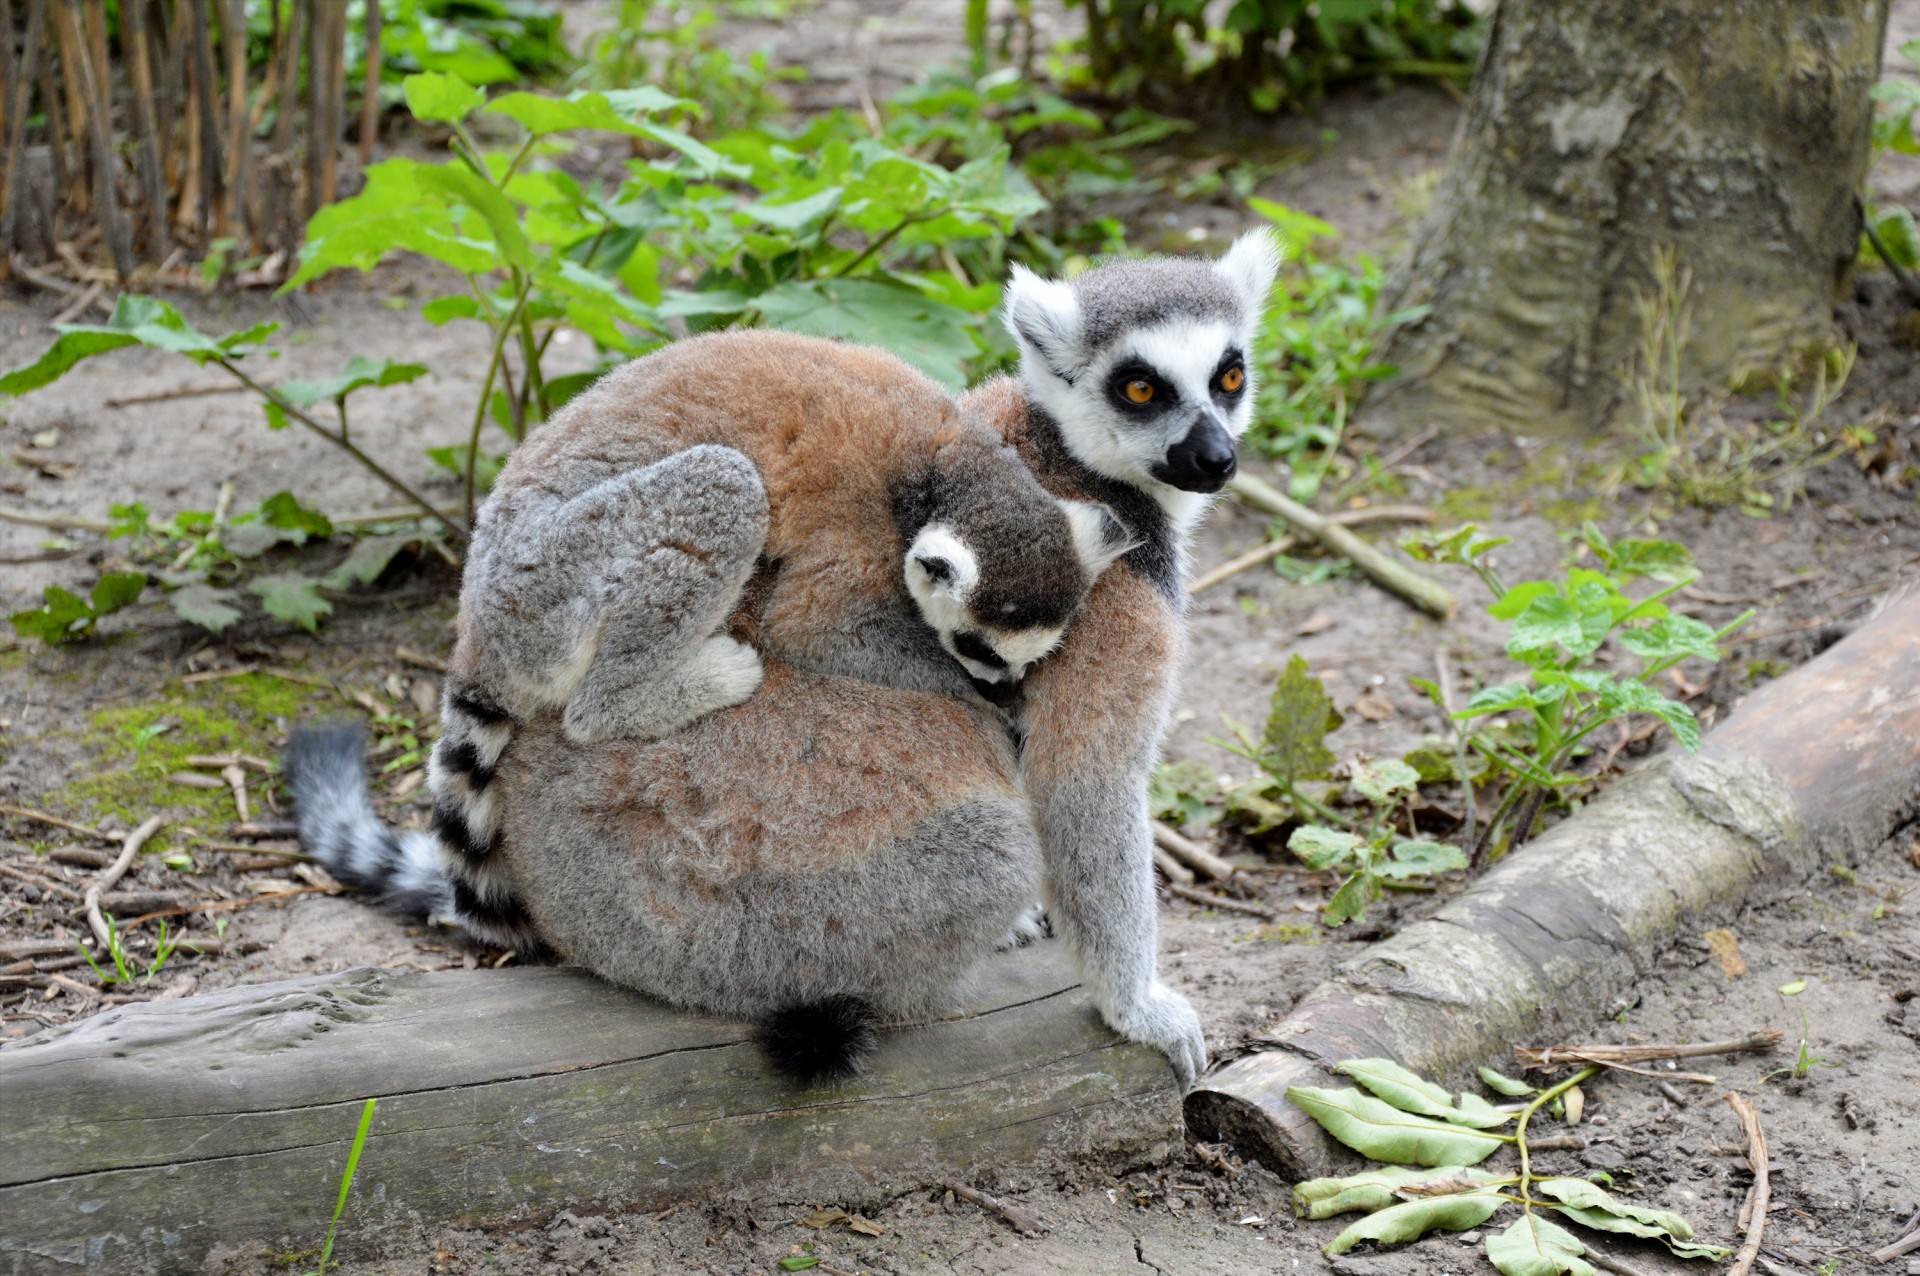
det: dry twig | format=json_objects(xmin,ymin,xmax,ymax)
[
  {"xmin": 943, "ymin": 1181, "xmax": 1051, "ymax": 1236},
  {"xmin": 1726, "ymin": 1092, "xmax": 1769, "ymax": 1276},
  {"xmin": 83, "ymin": 815, "xmax": 166, "ymax": 949},
  {"xmin": 1228, "ymin": 475, "xmax": 1456, "ymax": 618},
  {"xmin": 1165, "ymin": 882, "xmax": 1277, "ymax": 920},
  {"xmin": 0, "ymin": 804, "xmax": 116, "ymax": 843},
  {"xmin": 1516, "ymin": 1032, "xmax": 1780, "ymax": 1071},
  {"xmin": 1151, "ymin": 821, "xmax": 1237, "ymax": 881}
]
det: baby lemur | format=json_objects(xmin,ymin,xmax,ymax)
[
  {"xmin": 297, "ymin": 331, "xmax": 1128, "ymax": 954},
  {"xmin": 290, "ymin": 234, "xmax": 1278, "ymax": 1086}
]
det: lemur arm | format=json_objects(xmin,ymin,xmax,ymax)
[{"xmin": 1019, "ymin": 568, "xmax": 1206, "ymax": 1086}]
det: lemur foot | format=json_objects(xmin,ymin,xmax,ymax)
[
  {"xmin": 994, "ymin": 903, "xmax": 1051, "ymax": 951},
  {"xmin": 561, "ymin": 636, "xmax": 765, "ymax": 746},
  {"xmin": 1105, "ymin": 982, "xmax": 1206, "ymax": 1090}
]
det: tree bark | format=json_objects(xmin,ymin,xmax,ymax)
[
  {"xmin": 1364, "ymin": 0, "xmax": 1892, "ymax": 438},
  {"xmin": 0, "ymin": 942, "xmax": 1178, "ymax": 1276},
  {"xmin": 1187, "ymin": 587, "xmax": 1920, "ymax": 1179}
]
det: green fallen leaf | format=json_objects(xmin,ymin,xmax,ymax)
[
  {"xmin": 1294, "ymin": 1166, "xmax": 1507, "ymax": 1220},
  {"xmin": 1336, "ymin": 1060, "xmax": 1512, "ymax": 1129},
  {"xmin": 169, "ymin": 584, "xmax": 244, "ymax": 634},
  {"xmin": 1477, "ymin": 1066, "xmax": 1536, "ymax": 1097},
  {"xmin": 1286, "ymin": 1086, "xmax": 1510, "ymax": 1166},
  {"xmin": 257, "ymin": 492, "xmax": 335, "ymax": 544},
  {"xmin": 248, "ymin": 574, "xmax": 331, "ymax": 632},
  {"xmin": 1325, "ymin": 1192, "xmax": 1505, "ymax": 1256},
  {"xmin": 322, "ymin": 536, "xmax": 420, "ymax": 590},
  {"xmin": 1485, "ymin": 1213, "xmax": 1595, "ymax": 1276},
  {"xmin": 1778, "ymin": 979, "xmax": 1807, "ymax": 996}
]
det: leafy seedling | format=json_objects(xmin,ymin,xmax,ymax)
[
  {"xmin": 1289, "ymin": 1058, "xmax": 1732, "ymax": 1274},
  {"xmin": 302, "ymin": 1098, "xmax": 379, "ymax": 1276},
  {"xmin": 10, "ymin": 572, "xmax": 147, "ymax": 644},
  {"xmin": 76, "ymin": 915, "xmax": 182, "ymax": 988}
]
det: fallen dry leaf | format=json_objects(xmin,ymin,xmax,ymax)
[
  {"xmin": 1906, "ymin": 840, "xmax": 1919, "ymax": 871},
  {"xmin": 802, "ymin": 1209, "xmax": 849, "ymax": 1229},
  {"xmin": 1704, "ymin": 928, "xmax": 1748, "ymax": 978},
  {"xmin": 1564, "ymin": 1085, "xmax": 1585, "ymax": 1127},
  {"xmin": 847, "ymin": 1217, "xmax": 886, "ymax": 1237},
  {"xmin": 1295, "ymin": 610, "xmax": 1337, "ymax": 636},
  {"xmin": 1352, "ymin": 688, "xmax": 1397, "ymax": 722}
]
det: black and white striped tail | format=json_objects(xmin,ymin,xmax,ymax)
[
  {"xmin": 424, "ymin": 685, "xmax": 545, "ymax": 952},
  {"xmin": 283, "ymin": 718, "xmax": 542, "ymax": 954}
]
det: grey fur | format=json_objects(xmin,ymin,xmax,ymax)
[
  {"xmin": 1070, "ymin": 258, "xmax": 1244, "ymax": 355},
  {"xmin": 285, "ymin": 723, "xmax": 450, "ymax": 919}
]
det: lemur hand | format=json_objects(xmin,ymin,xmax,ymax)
[{"xmin": 1105, "ymin": 980, "xmax": 1206, "ymax": 1089}]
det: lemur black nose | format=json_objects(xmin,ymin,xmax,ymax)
[{"xmin": 1154, "ymin": 415, "xmax": 1239, "ymax": 493}]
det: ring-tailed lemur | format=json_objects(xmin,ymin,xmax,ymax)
[
  {"xmin": 296, "ymin": 330, "xmax": 1129, "ymax": 955},
  {"xmin": 288, "ymin": 235, "xmax": 1278, "ymax": 1085}
]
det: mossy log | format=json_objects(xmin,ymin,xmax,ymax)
[
  {"xmin": 1365, "ymin": 0, "xmax": 1891, "ymax": 437},
  {"xmin": 0, "ymin": 943, "xmax": 1179, "ymax": 1276},
  {"xmin": 1187, "ymin": 589, "xmax": 1920, "ymax": 1179}
]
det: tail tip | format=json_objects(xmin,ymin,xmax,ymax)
[{"xmin": 753, "ymin": 995, "xmax": 879, "ymax": 1084}]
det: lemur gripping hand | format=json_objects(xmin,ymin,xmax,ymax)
[{"xmin": 1106, "ymin": 980, "xmax": 1206, "ymax": 1089}]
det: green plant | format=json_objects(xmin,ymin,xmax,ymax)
[
  {"xmin": 9, "ymin": 572, "xmax": 147, "ymax": 644},
  {"xmin": 302, "ymin": 1098, "xmax": 380, "ymax": 1276},
  {"xmin": 1242, "ymin": 199, "xmax": 1425, "ymax": 501},
  {"xmin": 1062, "ymin": 0, "xmax": 1481, "ymax": 113},
  {"xmin": 1766, "ymin": 1012, "xmax": 1839, "ymax": 1084},
  {"xmin": 77, "ymin": 915, "xmax": 183, "ymax": 988},
  {"xmin": 1288, "ymin": 1058, "xmax": 1731, "ymax": 1272},
  {"xmin": 577, "ymin": 0, "xmax": 799, "ymax": 136},
  {"xmin": 348, "ymin": 0, "xmax": 574, "ymax": 92},
  {"xmin": 1286, "ymin": 760, "xmax": 1467, "ymax": 926},
  {"xmin": 1403, "ymin": 523, "xmax": 1752, "ymax": 862}
]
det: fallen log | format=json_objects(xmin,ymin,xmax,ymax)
[
  {"xmin": 0, "ymin": 943, "xmax": 1177, "ymax": 1276},
  {"xmin": 1186, "ymin": 588, "xmax": 1920, "ymax": 1179}
]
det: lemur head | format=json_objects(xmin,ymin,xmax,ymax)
[
  {"xmin": 899, "ymin": 435, "xmax": 1134, "ymax": 696},
  {"xmin": 1002, "ymin": 230, "xmax": 1280, "ymax": 516}
]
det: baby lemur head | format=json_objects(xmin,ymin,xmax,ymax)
[{"xmin": 896, "ymin": 434, "xmax": 1133, "ymax": 695}]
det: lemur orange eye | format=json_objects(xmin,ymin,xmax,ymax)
[
  {"xmin": 1124, "ymin": 380, "xmax": 1154, "ymax": 404},
  {"xmin": 1220, "ymin": 366, "xmax": 1245, "ymax": 393}
]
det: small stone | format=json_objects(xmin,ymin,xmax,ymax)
[{"xmin": 1458, "ymin": 1231, "xmax": 1483, "ymax": 1245}]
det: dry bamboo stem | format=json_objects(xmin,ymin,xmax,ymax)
[
  {"xmin": 1151, "ymin": 820, "xmax": 1238, "ymax": 881},
  {"xmin": 270, "ymin": 0, "xmax": 304, "ymax": 252},
  {"xmin": 1228, "ymin": 474, "xmax": 1456, "ymax": 619},
  {"xmin": 121, "ymin": 0, "xmax": 172, "ymax": 257},
  {"xmin": 46, "ymin": 0, "xmax": 88, "ymax": 212},
  {"xmin": 323, "ymin": 0, "xmax": 346, "ymax": 207},
  {"xmin": 221, "ymin": 0, "xmax": 250, "ymax": 242},
  {"xmin": 0, "ymin": 0, "xmax": 45, "ymax": 256},
  {"xmin": 66, "ymin": 0, "xmax": 133, "ymax": 278},
  {"xmin": 32, "ymin": 11, "xmax": 69, "ymax": 204},
  {"xmin": 304, "ymin": 0, "xmax": 325, "ymax": 224},
  {"xmin": 359, "ymin": 0, "xmax": 382, "ymax": 164},
  {"xmin": 1516, "ymin": 1034, "xmax": 1781, "ymax": 1070},
  {"xmin": 185, "ymin": 0, "xmax": 226, "ymax": 242}
]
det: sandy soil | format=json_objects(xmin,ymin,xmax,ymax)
[{"xmin": 3, "ymin": 4, "xmax": 1918, "ymax": 1273}]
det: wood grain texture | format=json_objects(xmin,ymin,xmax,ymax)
[
  {"xmin": 1188, "ymin": 586, "xmax": 1920, "ymax": 1178},
  {"xmin": 0, "ymin": 943, "xmax": 1178, "ymax": 1276}
]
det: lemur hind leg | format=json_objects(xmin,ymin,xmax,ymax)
[{"xmin": 482, "ymin": 444, "xmax": 771, "ymax": 744}]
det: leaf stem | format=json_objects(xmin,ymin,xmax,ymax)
[
  {"xmin": 1514, "ymin": 1065, "xmax": 1598, "ymax": 1212},
  {"xmin": 466, "ymin": 281, "xmax": 533, "ymax": 520}
]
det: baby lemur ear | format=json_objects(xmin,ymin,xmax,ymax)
[
  {"xmin": 1061, "ymin": 500, "xmax": 1137, "ymax": 579},
  {"xmin": 1214, "ymin": 229, "xmax": 1282, "ymax": 316},
  {"xmin": 1002, "ymin": 264, "xmax": 1085, "ymax": 382},
  {"xmin": 905, "ymin": 524, "xmax": 980, "ymax": 598}
]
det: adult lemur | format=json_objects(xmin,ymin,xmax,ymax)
[{"xmin": 288, "ymin": 234, "xmax": 1277, "ymax": 1085}]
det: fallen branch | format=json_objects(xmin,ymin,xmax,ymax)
[
  {"xmin": 0, "ymin": 504, "xmax": 113, "ymax": 534},
  {"xmin": 102, "ymin": 382, "xmax": 251, "ymax": 408},
  {"xmin": 1227, "ymin": 475, "xmax": 1456, "ymax": 619},
  {"xmin": 0, "ymin": 804, "xmax": 116, "ymax": 844},
  {"xmin": 1188, "ymin": 535, "xmax": 1297, "ymax": 594},
  {"xmin": 1151, "ymin": 821, "xmax": 1237, "ymax": 881},
  {"xmin": 943, "ymin": 1181, "xmax": 1052, "ymax": 1236},
  {"xmin": 1872, "ymin": 1207, "xmax": 1920, "ymax": 1263},
  {"xmin": 1726, "ymin": 1092, "xmax": 1770, "ymax": 1276},
  {"xmin": 82, "ymin": 816, "xmax": 166, "ymax": 949},
  {"xmin": 1152, "ymin": 847, "xmax": 1195, "ymax": 887},
  {"xmin": 1165, "ymin": 883, "xmax": 1277, "ymax": 920},
  {"xmin": 1516, "ymin": 1033, "xmax": 1781, "ymax": 1071}
]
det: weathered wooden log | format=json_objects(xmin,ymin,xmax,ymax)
[
  {"xmin": 1187, "ymin": 588, "xmax": 1920, "ymax": 1179},
  {"xmin": 0, "ymin": 943, "xmax": 1178, "ymax": 1276}
]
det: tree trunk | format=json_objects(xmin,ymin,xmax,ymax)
[{"xmin": 1364, "ymin": 0, "xmax": 1891, "ymax": 438}]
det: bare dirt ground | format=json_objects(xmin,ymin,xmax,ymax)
[{"xmin": 3, "ymin": 4, "xmax": 1919, "ymax": 1274}]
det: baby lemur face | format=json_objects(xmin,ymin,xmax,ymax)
[{"xmin": 904, "ymin": 499, "xmax": 1131, "ymax": 694}]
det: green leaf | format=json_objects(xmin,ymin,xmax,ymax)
[
  {"xmin": 248, "ymin": 574, "xmax": 331, "ymax": 632},
  {"xmin": 90, "ymin": 571, "xmax": 148, "ymax": 615},
  {"xmin": 753, "ymin": 279, "xmax": 979, "ymax": 391},
  {"xmin": 1, "ymin": 295, "xmax": 272, "ymax": 395},
  {"xmin": 1486, "ymin": 1214, "xmax": 1596, "ymax": 1276},
  {"xmin": 278, "ymin": 357, "xmax": 429, "ymax": 411},
  {"xmin": 421, "ymin": 295, "xmax": 484, "ymax": 325},
  {"xmin": 1486, "ymin": 580, "xmax": 1557, "ymax": 621},
  {"xmin": 1324, "ymin": 1192, "xmax": 1505, "ymax": 1255},
  {"xmin": 410, "ymin": 164, "xmax": 534, "ymax": 270},
  {"xmin": 169, "ymin": 584, "xmax": 244, "ymax": 634},
  {"xmin": 1532, "ymin": 1178, "xmax": 1729, "ymax": 1259},
  {"xmin": 1381, "ymin": 840, "xmax": 1468, "ymax": 880},
  {"xmin": 1458, "ymin": 682, "xmax": 1537, "ymax": 719},
  {"xmin": 1260, "ymin": 654, "xmax": 1342, "ymax": 787},
  {"xmin": 1351, "ymin": 758, "xmax": 1419, "ymax": 805},
  {"xmin": 0, "ymin": 327, "xmax": 139, "ymax": 396},
  {"xmin": 1477, "ymin": 1066, "xmax": 1536, "ymax": 1098},
  {"xmin": 777, "ymin": 1258, "xmax": 820, "ymax": 1272},
  {"xmin": 485, "ymin": 87, "xmax": 691, "ymax": 137},
  {"xmin": 217, "ymin": 523, "xmax": 280, "ymax": 558},
  {"xmin": 401, "ymin": 72, "xmax": 485, "ymax": 125},
  {"xmin": 1247, "ymin": 197, "xmax": 1337, "ymax": 257},
  {"xmin": 1294, "ymin": 1166, "xmax": 1506, "ymax": 1219},
  {"xmin": 743, "ymin": 186, "xmax": 843, "ymax": 232},
  {"xmin": 1595, "ymin": 679, "xmax": 1701, "ymax": 752},
  {"xmin": 1400, "ymin": 524, "xmax": 1510, "ymax": 568},
  {"xmin": 257, "ymin": 492, "xmax": 334, "ymax": 544},
  {"xmin": 10, "ymin": 585, "xmax": 99, "ymax": 642},
  {"xmin": 1617, "ymin": 615, "xmax": 1721, "ymax": 665},
  {"xmin": 1323, "ymin": 872, "xmax": 1380, "ymax": 927},
  {"xmin": 1506, "ymin": 591, "xmax": 1613, "ymax": 660},
  {"xmin": 1336, "ymin": 1059, "xmax": 1512, "ymax": 1129},
  {"xmin": 1289, "ymin": 1086, "xmax": 1511, "ymax": 1166},
  {"xmin": 322, "ymin": 536, "xmax": 419, "ymax": 589},
  {"xmin": 1288, "ymin": 825, "xmax": 1362, "ymax": 871}
]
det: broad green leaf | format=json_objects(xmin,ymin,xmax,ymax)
[
  {"xmin": 249, "ymin": 574, "xmax": 331, "ymax": 632},
  {"xmin": 217, "ymin": 523, "xmax": 281, "ymax": 558},
  {"xmin": 89, "ymin": 571, "xmax": 148, "ymax": 615},
  {"xmin": 278, "ymin": 357, "xmax": 428, "ymax": 410},
  {"xmin": 1288, "ymin": 824, "xmax": 1362, "ymax": 870},
  {"xmin": 401, "ymin": 72, "xmax": 485, "ymax": 125},
  {"xmin": 1486, "ymin": 580, "xmax": 1557, "ymax": 621},
  {"xmin": 1591, "ymin": 533, "xmax": 1694, "ymax": 582},
  {"xmin": 1458, "ymin": 682, "xmax": 1537, "ymax": 719},
  {"xmin": 322, "ymin": 536, "xmax": 419, "ymax": 589},
  {"xmin": 1350, "ymin": 758, "xmax": 1419, "ymax": 804},
  {"xmin": 410, "ymin": 165, "xmax": 533, "ymax": 270},
  {"xmin": 1324, "ymin": 1192, "xmax": 1505, "ymax": 1256},
  {"xmin": 1295, "ymin": 1166, "xmax": 1506, "ymax": 1219},
  {"xmin": 0, "ymin": 328, "xmax": 138, "ymax": 396},
  {"xmin": 1381, "ymin": 840, "xmax": 1468, "ymax": 880},
  {"xmin": 421, "ymin": 295, "xmax": 484, "ymax": 325},
  {"xmin": 169, "ymin": 584, "xmax": 243, "ymax": 634},
  {"xmin": 743, "ymin": 186, "xmax": 843, "ymax": 232},
  {"xmin": 1596, "ymin": 679, "xmax": 1700, "ymax": 751},
  {"xmin": 485, "ymin": 87, "xmax": 691, "ymax": 137},
  {"xmin": 1248, "ymin": 197, "xmax": 1337, "ymax": 256},
  {"xmin": 1507, "ymin": 592, "xmax": 1612, "ymax": 660},
  {"xmin": 1617, "ymin": 615, "xmax": 1721, "ymax": 665},
  {"xmin": 1486, "ymin": 1214, "xmax": 1595, "ymax": 1276},
  {"xmin": 1336, "ymin": 1059, "xmax": 1511, "ymax": 1129},
  {"xmin": 1532, "ymin": 1178, "xmax": 1728, "ymax": 1258},
  {"xmin": 1478, "ymin": 1066, "xmax": 1536, "ymax": 1098},
  {"xmin": 1, "ymin": 295, "xmax": 269, "ymax": 395},
  {"xmin": 1287, "ymin": 1086, "xmax": 1510, "ymax": 1166},
  {"xmin": 257, "ymin": 492, "xmax": 334, "ymax": 544},
  {"xmin": 753, "ymin": 278, "xmax": 979, "ymax": 391},
  {"xmin": 1323, "ymin": 873, "xmax": 1380, "ymax": 927},
  {"xmin": 1260, "ymin": 654, "xmax": 1341, "ymax": 787},
  {"xmin": 1400, "ymin": 524, "xmax": 1509, "ymax": 568},
  {"xmin": 10, "ymin": 585, "xmax": 98, "ymax": 642}
]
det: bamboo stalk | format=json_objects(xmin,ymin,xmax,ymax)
[
  {"xmin": 221, "ymin": 0, "xmax": 250, "ymax": 242},
  {"xmin": 359, "ymin": 0, "xmax": 382, "ymax": 164},
  {"xmin": 304, "ymin": 0, "xmax": 325, "ymax": 225},
  {"xmin": 0, "ymin": 0, "xmax": 45, "ymax": 257},
  {"xmin": 323, "ymin": 0, "xmax": 346, "ymax": 207},
  {"xmin": 1228, "ymin": 474, "xmax": 1457, "ymax": 619},
  {"xmin": 69, "ymin": 0, "xmax": 134, "ymax": 278},
  {"xmin": 154, "ymin": 0, "xmax": 182, "ymax": 189},
  {"xmin": 46, "ymin": 0, "xmax": 89, "ymax": 212},
  {"xmin": 270, "ymin": 0, "xmax": 303, "ymax": 252},
  {"xmin": 121, "ymin": 0, "xmax": 172, "ymax": 258},
  {"xmin": 185, "ymin": 0, "xmax": 227, "ymax": 243}
]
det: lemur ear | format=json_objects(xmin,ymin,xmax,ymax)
[
  {"xmin": 906, "ymin": 524, "xmax": 980, "ymax": 598},
  {"xmin": 1002, "ymin": 264, "xmax": 1085, "ymax": 381},
  {"xmin": 1061, "ymin": 500, "xmax": 1137, "ymax": 578},
  {"xmin": 1214, "ymin": 229, "xmax": 1282, "ymax": 315}
]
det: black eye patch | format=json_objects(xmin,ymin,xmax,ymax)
[
  {"xmin": 1105, "ymin": 359, "xmax": 1175, "ymax": 415},
  {"xmin": 952, "ymin": 632, "xmax": 1008, "ymax": 670}
]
